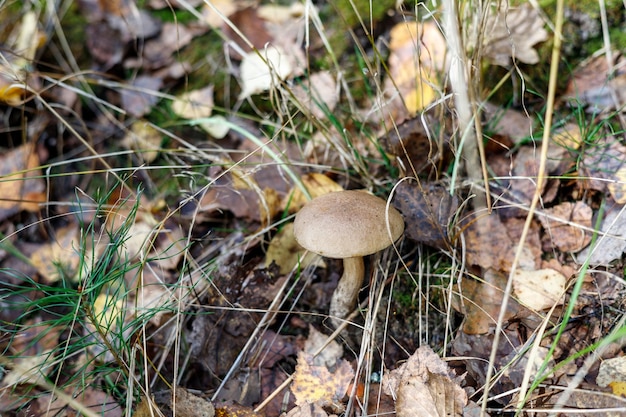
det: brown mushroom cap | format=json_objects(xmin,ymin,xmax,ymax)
[{"xmin": 293, "ymin": 190, "xmax": 405, "ymax": 258}]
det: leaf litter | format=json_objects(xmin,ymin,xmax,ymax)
[{"xmin": 1, "ymin": 1, "xmax": 626, "ymax": 416}]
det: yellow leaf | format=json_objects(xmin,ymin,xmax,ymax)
[
  {"xmin": 290, "ymin": 351, "xmax": 354, "ymax": 407},
  {"xmin": 609, "ymin": 381, "xmax": 626, "ymax": 397},
  {"xmin": 264, "ymin": 223, "xmax": 325, "ymax": 275},
  {"xmin": 288, "ymin": 173, "xmax": 344, "ymax": 212},
  {"xmin": 93, "ymin": 293, "xmax": 126, "ymax": 333}
]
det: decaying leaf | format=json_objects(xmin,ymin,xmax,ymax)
[
  {"xmin": 30, "ymin": 225, "xmax": 81, "ymax": 283},
  {"xmin": 482, "ymin": 3, "xmax": 548, "ymax": 67},
  {"xmin": 463, "ymin": 214, "xmax": 516, "ymax": 271},
  {"xmin": 512, "ymin": 268, "xmax": 566, "ymax": 311},
  {"xmin": 201, "ymin": 0, "xmax": 242, "ymax": 28},
  {"xmin": 564, "ymin": 52, "xmax": 626, "ymax": 112},
  {"xmin": 303, "ymin": 326, "xmax": 343, "ymax": 369},
  {"xmin": 288, "ymin": 173, "xmax": 344, "ymax": 213},
  {"xmin": 597, "ymin": 356, "xmax": 626, "ymax": 394},
  {"xmin": 391, "ymin": 181, "xmax": 457, "ymax": 249},
  {"xmin": 580, "ymin": 135, "xmax": 626, "ymax": 203},
  {"xmin": 264, "ymin": 223, "xmax": 325, "ymax": 275},
  {"xmin": 457, "ymin": 269, "xmax": 523, "ymax": 335},
  {"xmin": 382, "ymin": 345, "xmax": 467, "ymax": 417},
  {"xmin": 383, "ymin": 20, "xmax": 445, "ymax": 121},
  {"xmin": 539, "ymin": 201, "xmax": 592, "ymax": 253},
  {"xmin": 92, "ymin": 292, "xmax": 127, "ymax": 334},
  {"xmin": 291, "ymin": 71, "xmax": 338, "ymax": 119},
  {"xmin": 199, "ymin": 169, "xmax": 281, "ymax": 226},
  {"xmin": 0, "ymin": 143, "xmax": 46, "ymax": 220},
  {"xmin": 119, "ymin": 75, "xmax": 163, "ymax": 117},
  {"xmin": 238, "ymin": 46, "xmax": 295, "ymax": 99},
  {"xmin": 172, "ymin": 387, "xmax": 215, "ymax": 417},
  {"xmin": 577, "ymin": 204, "xmax": 626, "ymax": 266},
  {"xmin": 121, "ymin": 120, "xmax": 163, "ymax": 163},
  {"xmin": 378, "ymin": 112, "xmax": 451, "ymax": 177},
  {"xmin": 283, "ymin": 403, "xmax": 331, "ymax": 417},
  {"xmin": 290, "ymin": 351, "xmax": 354, "ymax": 408},
  {"xmin": 172, "ymin": 85, "xmax": 215, "ymax": 120}
]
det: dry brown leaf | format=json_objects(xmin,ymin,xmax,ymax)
[
  {"xmin": 539, "ymin": 201, "xmax": 592, "ymax": 253},
  {"xmin": 512, "ymin": 268, "xmax": 566, "ymax": 311},
  {"xmin": 290, "ymin": 352, "xmax": 354, "ymax": 408},
  {"xmin": 597, "ymin": 356, "xmax": 626, "ymax": 393},
  {"xmin": 482, "ymin": 4, "xmax": 548, "ymax": 67},
  {"xmin": 264, "ymin": 223, "xmax": 325, "ymax": 275},
  {"xmin": 202, "ymin": 0, "xmax": 244, "ymax": 28},
  {"xmin": 564, "ymin": 52, "xmax": 626, "ymax": 112},
  {"xmin": 391, "ymin": 181, "xmax": 457, "ymax": 249},
  {"xmin": 172, "ymin": 387, "xmax": 215, "ymax": 417},
  {"xmin": 482, "ymin": 102, "xmax": 533, "ymax": 145},
  {"xmin": 382, "ymin": 346, "xmax": 467, "ymax": 417},
  {"xmin": 463, "ymin": 214, "xmax": 515, "ymax": 271},
  {"xmin": 457, "ymin": 269, "xmax": 523, "ymax": 334},
  {"xmin": 30, "ymin": 224, "xmax": 81, "ymax": 283},
  {"xmin": 0, "ymin": 143, "xmax": 45, "ymax": 220}
]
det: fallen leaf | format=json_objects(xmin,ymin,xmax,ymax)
[
  {"xmin": 202, "ymin": 0, "xmax": 243, "ymax": 28},
  {"xmin": 457, "ymin": 269, "xmax": 523, "ymax": 334},
  {"xmin": 482, "ymin": 102, "xmax": 533, "ymax": 145},
  {"xmin": 463, "ymin": 214, "xmax": 515, "ymax": 271},
  {"xmin": 564, "ymin": 52, "xmax": 626, "ymax": 112},
  {"xmin": 303, "ymin": 326, "xmax": 343, "ymax": 369},
  {"xmin": 482, "ymin": 4, "xmax": 548, "ymax": 67},
  {"xmin": 172, "ymin": 85, "xmax": 215, "ymax": 120},
  {"xmin": 597, "ymin": 356, "xmax": 626, "ymax": 396},
  {"xmin": 238, "ymin": 45, "xmax": 295, "ymax": 99},
  {"xmin": 92, "ymin": 292, "xmax": 127, "ymax": 334},
  {"xmin": 391, "ymin": 181, "xmax": 457, "ymax": 249},
  {"xmin": 173, "ymin": 387, "xmax": 215, "ymax": 417},
  {"xmin": 264, "ymin": 223, "xmax": 325, "ymax": 275},
  {"xmin": 577, "ymin": 204, "xmax": 626, "ymax": 266},
  {"xmin": 121, "ymin": 120, "xmax": 163, "ymax": 163},
  {"xmin": 288, "ymin": 173, "xmax": 344, "ymax": 213},
  {"xmin": 216, "ymin": 403, "xmax": 264, "ymax": 416},
  {"xmin": 291, "ymin": 71, "xmax": 338, "ymax": 119},
  {"xmin": 580, "ymin": 135, "xmax": 626, "ymax": 202},
  {"xmin": 378, "ymin": 112, "xmax": 451, "ymax": 177},
  {"xmin": 384, "ymin": 20, "xmax": 445, "ymax": 120},
  {"xmin": 382, "ymin": 345, "xmax": 467, "ymax": 417},
  {"xmin": 512, "ymin": 268, "xmax": 567, "ymax": 311},
  {"xmin": 196, "ymin": 115, "xmax": 231, "ymax": 139},
  {"xmin": 539, "ymin": 201, "xmax": 593, "ymax": 253},
  {"xmin": 119, "ymin": 75, "xmax": 163, "ymax": 118},
  {"xmin": 0, "ymin": 142, "xmax": 46, "ymax": 221},
  {"xmin": 290, "ymin": 351, "xmax": 354, "ymax": 408},
  {"xmin": 283, "ymin": 403, "xmax": 331, "ymax": 417},
  {"xmin": 30, "ymin": 387, "xmax": 123, "ymax": 417},
  {"xmin": 30, "ymin": 224, "xmax": 81, "ymax": 283}
]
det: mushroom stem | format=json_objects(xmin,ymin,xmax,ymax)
[{"xmin": 329, "ymin": 256, "xmax": 365, "ymax": 325}]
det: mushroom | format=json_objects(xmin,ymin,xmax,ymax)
[{"xmin": 293, "ymin": 190, "xmax": 405, "ymax": 325}]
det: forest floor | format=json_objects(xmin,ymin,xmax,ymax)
[{"xmin": 1, "ymin": 1, "xmax": 626, "ymax": 416}]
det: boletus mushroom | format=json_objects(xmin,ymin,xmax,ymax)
[{"xmin": 293, "ymin": 190, "xmax": 404, "ymax": 326}]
